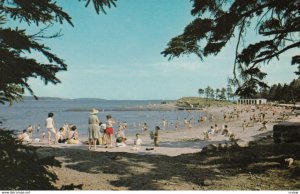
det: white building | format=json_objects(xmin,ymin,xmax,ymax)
[{"xmin": 237, "ymin": 98, "xmax": 267, "ymax": 105}]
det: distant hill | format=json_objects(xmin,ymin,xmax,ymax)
[
  {"xmin": 71, "ymin": 98, "xmax": 106, "ymax": 101},
  {"xmin": 23, "ymin": 96, "xmax": 107, "ymax": 101},
  {"xmin": 23, "ymin": 96, "xmax": 66, "ymax": 101}
]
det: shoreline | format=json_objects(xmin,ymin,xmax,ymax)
[
  {"xmin": 32, "ymin": 103, "xmax": 294, "ymax": 156},
  {"xmin": 22, "ymin": 103, "xmax": 300, "ymax": 190}
]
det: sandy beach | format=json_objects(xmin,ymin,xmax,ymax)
[{"xmin": 30, "ymin": 104, "xmax": 300, "ymax": 190}]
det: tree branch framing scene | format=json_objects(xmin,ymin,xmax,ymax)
[{"xmin": 0, "ymin": 0, "xmax": 299, "ymax": 192}]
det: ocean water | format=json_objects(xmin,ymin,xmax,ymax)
[{"xmin": 0, "ymin": 99, "xmax": 204, "ymax": 138}]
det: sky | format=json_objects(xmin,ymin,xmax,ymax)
[{"xmin": 22, "ymin": 0, "xmax": 298, "ymax": 100}]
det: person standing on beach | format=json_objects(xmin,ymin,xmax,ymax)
[
  {"xmin": 242, "ymin": 120, "xmax": 247, "ymax": 132},
  {"xmin": 45, "ymin": 112, "xmax": 57, "ymax": 145},
  {"xmin": 174, "ymin": 119, "xmax": 179, "ymax": 130},
  {"xmin": 27, "ymin": 125, "xmax": 33, "ymax": 138},
  {"xmin": 154, "ymin": 126, "xmax": 160, "ymax": 147},
  {"xmin": 142, "ymin": 122, "xmax": 148, "ymax": 133},
  {"xmin": 184, "ymin": 118, "xmax": 188, "ymax": 129},
  {"xmin": 88, "ymin": 108, "xmax": 100, "ymax": 150},
  {"xmin": 106, "ymin": 114, "xmax": 115, "ymax": 148}
]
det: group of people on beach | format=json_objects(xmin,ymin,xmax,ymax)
[
  {"xmin": 46, "ymin": 112, "xmax": 80, "ymax": 145},
  {"xmin": 88, "ymin": 108, "xmax": 115, "ymax": 149},
  {"xmin": 18, "ymin": 108, "xmax": 162, "ymax": 150},
  {"xmin": 18, "ymin": 103, "xmax": 293, "ymax": 152},
  {"xmin": 88, "ymin": 108, "xmax": 161, "ymax": 150}
]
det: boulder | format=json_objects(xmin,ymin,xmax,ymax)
[
  {"xmin": 273, "ymin": 120, "xmax": 300, "ymax": 143},
  {"xmin": 202, "ymin": 179, "xmax": 213, "ymax": 186}
]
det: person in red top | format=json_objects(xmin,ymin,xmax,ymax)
[{"xmin": 106, "ymin": 114, "xmax": 115, "ymax": 148}]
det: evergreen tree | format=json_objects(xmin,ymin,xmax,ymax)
[
  {"xmin": 162, "ymin": 0, "xmax": 300, "ymax": 96},
  {"xmin": 268, "ymin": 84, "xmax": 278, "ymax": 101},
  {"xmin": 215, "ymin": 88, "xmax": 220, "ymax": 100},
  {"xmin": 198, "ymin": 88, "xmax": 204, "ymax": 97},
  {"xmin": 274, "ymin": 84, "xmax": 283, "ymax": 101},
  {"xmin": 219, "ymin": 88, "xmax": 227, "ymax": 100},
  {"xmin": 0, "ymin": 0, "xmax": 116, "ymax": 104}
]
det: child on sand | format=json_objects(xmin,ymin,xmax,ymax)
[
  {"xmin": 18, "ymin": 129, "xmax": 32, "ymax": 143},
  {"xmin": 222, "ymin": 125, "xmax": 229, "ymax": 136},
  {"xmin": 106, "ymin": 114, "xmax": 115, "ymax": 148},
  {"xmin": 134, "ymin": 133, "xmax": 142, "ymax": 146},
  {"xmin": 214, "ymin": 124, "xmax": 220, "ymax": 134},
  {"xmin": 67, "ymin": 125, "xmax": 79, "ymax": 144},
  {"xmin": 27, "ymin": 125, "xmax": 33, "ymax": 138},
  {"xmin": 258, "ymin": 121, "xmax": 268, "ymax": 131},
  {"xmin": 116, "ymin": 123, "xmax": 127, "ymax": 147},
  {"xmin": 131, "ymin": 133, "xmax": 142, "ymax": 151},
  {"xmin": 57, "ymin": 127, "xmax": 68, "ymax": 143}
]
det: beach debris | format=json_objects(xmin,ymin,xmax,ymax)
[
  {"xmin": 284, "ymin": 158, "xmax": 294, "ymax": 167},
  {"xmin": 61, "ymin": 184, "xmax": 83, "ymax": 190},
  {"xmin": 146, "ymin": 148, "xmax": 154, "ymax": 151},
  {"xmin": 235, "ymin": 140, "xmax": 249, "ymax": 148},
  {"xmin": 200, "ymin": 179, "xmax": 213, "ymax": 186}
]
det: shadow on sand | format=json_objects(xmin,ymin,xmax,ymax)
[{"xmin": 37, "ymin": 131, "xmax": 300, "ymax": 190}]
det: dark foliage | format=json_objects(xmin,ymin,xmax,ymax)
[
  {"xmin": 257, "ymin": 79, "xmax": 300, "ymax": 103},
  {"xmin": 162, "ymin": 0, "xmax": 300, "ymax": 97},
  {"xmin": 0, "ymin": 0, "xmax": 116, "ymax": 104},
  {"xmin": 0, "ymin": 129, "xmax": 60, "ymax": 190}
]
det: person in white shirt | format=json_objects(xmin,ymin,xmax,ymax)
[
  {"xmin": 134, "ymin": 133, "xmax": 142, "ymax": 146},
  {"xmin": 45, "ymin": 112, "xmax": 57, "ymax": 145},
  {"xmin": 131, "ymin": 133, "xmax": 142, "ymax": 151}
]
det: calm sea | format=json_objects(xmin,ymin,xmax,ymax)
[{"xmin": 0, "ymin": 99, "xmax": 204, "ymax": 138}]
